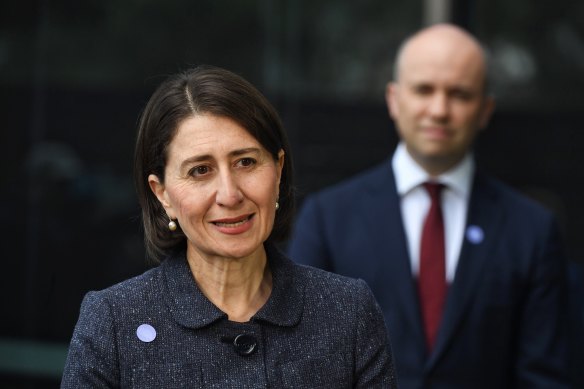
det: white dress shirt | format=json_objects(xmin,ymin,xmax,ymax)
[{"xmin": 392, "ymin": 142, "xmax": 474, "ymax": 283}]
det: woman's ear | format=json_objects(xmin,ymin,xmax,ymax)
[
  {"xmin": 276, "ymin": 149, "xmax": 285, "ymax": 187},
  {"xmin": 148, "ymin": 174, "xmax": 174, "ymax": 216}
]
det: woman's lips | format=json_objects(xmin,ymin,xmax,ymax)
[
  {"xmin": 211, "ymin": 214, "xmax": 255, "ymax": 234},
  {"xmin": 213, "ymin": 214, "xmax": 253, "ymax": 227}
]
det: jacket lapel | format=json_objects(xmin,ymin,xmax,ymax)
[
  {"xmin": 426, "ymin": 173, "xmax": 504, "ymax": 369},
  {"xmin": 363, "ymin": 162, "xmax": 427, "ymax": 352}
]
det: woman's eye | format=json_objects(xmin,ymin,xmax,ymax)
[
  {"xmin": 190, "ymin": 166, "xmax": 209, "ymax": 176},
  {"xmin": 238, "ymin": 158, "xmax": 256, "ymax": 167}
]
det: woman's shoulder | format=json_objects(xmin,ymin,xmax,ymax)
[
  {"xmin": 296, "ymin": 262, "xmax": 368, "ymax": 290},
  {"xmin": 270, "ymin": 244, "xmax": 372, "ymax": 299},
  {"xmin": 282, "ymin": 259, "xmax": 386, "ymax": 336},
  {"xmin": 285, "ymin": 259, "xmax": 376, "ymax": 308},
  {"xmin": 81, "ymin": 265, "xmax": 163, "ymax": 310}
]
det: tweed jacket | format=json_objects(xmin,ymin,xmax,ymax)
[{"xmin": 61, "ymin": 244, "xmax": 397, "ymax": 388}]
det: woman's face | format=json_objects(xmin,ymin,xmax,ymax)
[{"xmin": 149, "ymin": 114, "xmax": 284, "ymax": 262}]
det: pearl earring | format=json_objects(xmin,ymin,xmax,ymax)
[
  {"xmin": 168, "ymin": 219, "xmax": 177, "ymax": 231},
  {"xmin": 275, "ymin": 201, "xmax": 280, "ymax": 210}
]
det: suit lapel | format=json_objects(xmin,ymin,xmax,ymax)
[
  {"xmin": 426, "ymin": 173, "xmax": 504, "ymax": 369},
  {"xmin": 363, "ymin": 162, "xmax": 427, "ymax": 352}
]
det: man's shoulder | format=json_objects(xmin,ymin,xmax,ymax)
[
  {"xmin": 309, "ymin": 159, "xmax": 393, "ymax": 201},
  {"xmin": 476, "ymin": 172, "xmax": 556, "ymax": 220}
]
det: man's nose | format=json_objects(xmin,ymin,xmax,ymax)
[{"xmin": 428, "ymin": 93, "xmax": 449, "ymax": 119}]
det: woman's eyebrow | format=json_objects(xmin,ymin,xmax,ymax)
[
  {"xmin": 179, "ymin": 148, "xmax": 261, "ymax": 170},
  {"xmin": 230, "ymin": 147, "xmax": 261, "ymax": 157}
]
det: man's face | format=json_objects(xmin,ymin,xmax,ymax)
[{"xmin": 387, "ymin": 27, "xmax": 494, "ymax": 175}]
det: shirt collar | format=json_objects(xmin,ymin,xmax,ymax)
[
  {"xmin": 160, "ymin": 244, "xmax": 304, "ymax": 329},
  {"xmin": 392, "ymin": 141, "xmax": 475, "ymax": 198}
]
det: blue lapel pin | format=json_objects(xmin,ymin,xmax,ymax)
[
  {"xmin": 136, "ymin": 323, "xmax": 157, "ymax": 342},
  {"xmin": 465, "ymin": 225, "xmax": 484, "ymax": 244}
]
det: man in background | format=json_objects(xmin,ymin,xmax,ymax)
[{"xmin": 288, "ymin": 24, "xmax": 569, "ymax": 388}]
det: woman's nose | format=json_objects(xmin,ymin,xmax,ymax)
[{"xmin": 215, "ymin": 171, "xmax": 244, "ymax": 207}]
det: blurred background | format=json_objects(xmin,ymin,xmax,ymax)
[{"xmin": 1, "ymin": 0, "xmax": 583, "ymax": 387}]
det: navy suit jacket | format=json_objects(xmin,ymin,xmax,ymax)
[
  {"xmin": 288, "ymin": 159, "xmax": 569, "ymax": 388},
  {"xmin": 61, "ymin": 244, "xmax": 397, "ymax": 388}
]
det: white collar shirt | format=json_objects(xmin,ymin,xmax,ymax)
[{"xmin": 392, "ymin": 142, "xmax": 474, "ymax": 283}]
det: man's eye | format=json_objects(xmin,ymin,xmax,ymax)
[
  {"xmin": 451, "ymin": 90, "xmax": 472, "ymax": 101},
  {"xmin": 414, "ymin": 85, "xmax": 433, "ymax": 95}
]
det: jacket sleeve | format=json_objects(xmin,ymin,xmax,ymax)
[
  {"xmin": 61, "ymin": 291, "xmax": 120, "ymax": 388},
  {"xmin": 353, "ymin": 279, "xmax": 398, "ymax": 389},
  {"xmin": 288, "ymin": 194, "xmax": 333, "ymax": 271},
  {"xmin": 516, "ymin": 217, "xmax": 570, "ymax": 388}
]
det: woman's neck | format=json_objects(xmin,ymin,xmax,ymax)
[{"xmin": 186, "ymin": 247, "xmax": 273, "ymax": 323}]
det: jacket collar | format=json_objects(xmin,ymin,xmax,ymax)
[
  {"xmin": 251, "ymin": 243, "xmax": 304, "ymax": 327},
  {"xmin": 160, "ymin": 243, "xmax": 304, "ymax": 329}
]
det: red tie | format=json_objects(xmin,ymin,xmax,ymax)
[{"xmin": 419, "ymin": 182, "xmax": 447, "ymax": 351}]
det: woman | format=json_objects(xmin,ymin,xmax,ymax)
[{"xmin": 61, "ymin": 65, "xmax": 397, "ymax": 388}]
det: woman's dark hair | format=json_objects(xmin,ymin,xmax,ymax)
[{"xmin": 134, "ymin": 65, "xmax": 295, "ymax": 262}]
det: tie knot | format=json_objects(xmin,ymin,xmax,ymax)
[{"xmin": 423, "ymin": 182, "xmax": 444, "ymax": 200}]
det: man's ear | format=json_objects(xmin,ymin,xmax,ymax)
[
  {"xmin": 386, "ymin": 82, "xmax": 400, "ymax": 120},
  {"xmin": 479, "ymin": 95, "xmax": 496, "ymax": 130},
  {"xmin": 148, "ymin": 174, "xmax": 174, "ymax": 217}
]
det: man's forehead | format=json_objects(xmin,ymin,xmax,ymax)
[
  {"xmin": 398, "ymin": 49, "xmax": 485, "ymax": 86},
  {"xmin": 397, "ymin": 28, "xmax": 485, "ymax": 74}
]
